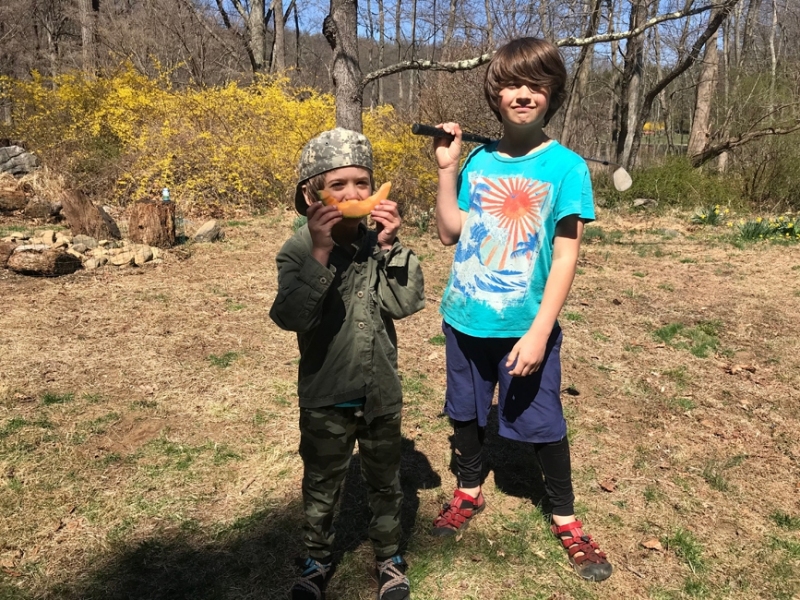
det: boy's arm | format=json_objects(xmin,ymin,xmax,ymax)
[
  {"xmin": 269, "ymin": 236, "xmax": 334, "ymax": 333},
  {"xmin": 377, "ymin": 240, "xmax": 426, "ymax": 320},
  {"xmin": 506, "ymin": 215, "xmax": 583, "ymax": 377},
  {"xmin": 434, "ymin": 122, "xmax": 468, "ymax": 246},
  {"xmin": 371, "ymin": 200, "xmax": 426, "ymax": 319}
]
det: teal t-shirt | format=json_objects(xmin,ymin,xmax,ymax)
[{"xmin": 440, "ymin": 140, "xmax": 595, "ymax": 338}]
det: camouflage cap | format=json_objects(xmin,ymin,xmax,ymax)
[{"xmin": 294, "ymin": 128, "xmax": 373, "ymax": 215}]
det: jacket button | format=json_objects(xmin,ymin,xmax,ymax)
[
  {"xmin": 357, "ymin": 291, "xmax": 364, "ymax": 298},
  {"xmin": 319, "ymin": 277, "xmax": 327, "ymax": 284},
  {"xmin": 358, "ymin": 322, "xmax": 365, "ymax": 329}
]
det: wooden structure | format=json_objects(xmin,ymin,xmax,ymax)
[{"xmin": 127, "ymin": 200, "xmax": 176, "ymax": 248}]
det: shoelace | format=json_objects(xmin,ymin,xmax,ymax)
[{"xmin": 377, "ymin": 557, "xmax": 408, "ymax": 596}]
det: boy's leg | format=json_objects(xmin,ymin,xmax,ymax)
[
  {"xmin": 496, "ymin": 328, "xmax": 612, "ymax": 582},
  {"xmin": 356, "ymin": 411, "xmax": 409, "ymax": 600},
  {"xmin": 298, "ymin": 406, "xmax": 358, "ymax": 562},
  {"xmin": 433, "ymin": 323, "xmax": 499, "ymax": 537}
]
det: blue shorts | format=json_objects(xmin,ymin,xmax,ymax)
[{"xmin": 442, "ymin": 321, "xmax": 566, "ymax": 444}]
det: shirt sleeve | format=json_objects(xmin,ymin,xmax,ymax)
[
  {"xmin": 376, "ymin": 240, "xmax": 426, "ymax": 320},
  {"xmin": 456, "ymin": 146, "xmax": 485, "ymax": 212},
  {"xmin": 554, "ymin": 161, "xmax": 596, "ymax": 224},
  {"xmin": 269, "ymin": 234, "xmax": 335, "ymax": 333}
]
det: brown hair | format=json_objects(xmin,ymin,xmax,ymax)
[{"xmin": 484, "ymin": 37, "xmax": 568, "ymax": 125}]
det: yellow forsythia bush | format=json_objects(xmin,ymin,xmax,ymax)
[{"xmin": 0, "ymin": 65, "xmax": 436, "ymax": 216}]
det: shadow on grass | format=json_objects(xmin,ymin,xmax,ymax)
[
  {"xmin": 444, "ymin": 406, "xmax": 550, "ymax": 511},
  {"xmin": 38, "ymin": 437, "xmax": 438, "ymax": 600}
]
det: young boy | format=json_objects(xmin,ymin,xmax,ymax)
[
  {"xmin": 430, "ymin": 38, "xmax": 613, "ymax": 582},
  {"xmin": 270, "ymin": 128, "xmax": 425, "ymax": 600}
]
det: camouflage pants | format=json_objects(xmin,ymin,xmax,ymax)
[{"xmin": 299, "ymin": 406, "xmax": 403, "ymax": 561}]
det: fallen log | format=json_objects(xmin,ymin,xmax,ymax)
[{"xmin": 7, "ymin": 248, "xmax": 82, "ymax": 276}]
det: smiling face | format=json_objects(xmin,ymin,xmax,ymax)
[{"xmin": 497, "ymin": 83, "xmax": 551, "ymax": 132}]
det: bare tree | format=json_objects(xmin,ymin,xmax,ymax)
[{"xmin": 687, "ymin": 26, "xmax": 719, "ymax": 159}]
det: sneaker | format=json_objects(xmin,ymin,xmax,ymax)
[
  {"xmin": 291, "ymin": 557, "xmax": 332, "ymax": 600},
  {"xmin": 431, "ymin": 489, "xmax": 485, "ymax": 537},
  {"xmin": 376, "ymin": 555, "xmax": 410, "ymax": 600},
  {"xmin": 551, "ymin": 520, "xmax": 613, "ymax": 582}
]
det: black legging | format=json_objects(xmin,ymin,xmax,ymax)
[{"xmin": 451, "ymin": 418, "xmax": 575, "ymax": 516}]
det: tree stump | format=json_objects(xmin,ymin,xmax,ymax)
[
  {"xmin": 0, "ymin": 241, "xmax": 15, "ymax": 267},
  {"xmin": 60, "ymin": 189, "xmax": 121, "ymax": 240},
  {"xmin": 128, "ymin": 201, "xmax": 176, "ymax": 248},
  {"xmin": 7, "ymin": 248, "xmax": 82, "ymax": 276}
]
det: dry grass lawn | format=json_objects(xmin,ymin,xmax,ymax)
[{"xmin": 1, "ymin": 208, "xmax": 799, "ymax": 600}]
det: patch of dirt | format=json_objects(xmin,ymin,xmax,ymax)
[{"xmin": 2, "ymin": 207, "xmax": 800, "ymax": 600}]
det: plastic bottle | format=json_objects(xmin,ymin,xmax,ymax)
[{"xmin": 162, "ymin": 187, "xmax": 170, "ymax": 203}]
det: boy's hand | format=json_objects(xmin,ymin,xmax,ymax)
[
  {"xmin": 306, "ymin": 201, "xmax": 342, "ymax": 264},
  {"xmin": 434, "ymin": 122, "xmax": 462, "ymax": 172},
  {"xmin": 506, "ymin": 329, "xmax": 549, "ymax": 377},
  {"xmin": 371, "ymin": 200, "xmax": 401, "ymax": 250}
]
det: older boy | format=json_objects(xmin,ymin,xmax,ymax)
[
  {"xmin": 431, "ymin": 38, "xmax": 613, "ymax": 582},
  {"xmin": 270, "ymin": 128, "xmax": 425, "ymax": 599}
]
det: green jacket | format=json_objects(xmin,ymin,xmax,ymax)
[{"xmin": 270, "ymin": 224, "xmax": 425, "ymax": 422}]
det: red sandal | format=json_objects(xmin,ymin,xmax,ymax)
[
  {"xmin": 551, "ymin": 520, "xmax": 613, "ymax": 582},
  {"xmin": 431, "ymin": 489, "xmax": 485, "ymax": 537}
]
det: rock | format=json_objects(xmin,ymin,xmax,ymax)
[
  {"xmin": 2, "ymin": 233, "xmax": 29, "ymax": 242},
  {"xmin": 71, "ymin": 243, "xmax": 88, "ymax": 254},
  {"xmin": 0, "ymin": 188, "xmax": 27, "ymax": 212},
  {"xmin": 23, "ymin": 198, "xmax": 57, "ymax": 220},
  {"xmin": 83, "ymin": 257, "xmax": 100, "ymax": 270},
  {"xmin": 53, "ymin": 237, "xmax": 69, "ymax": 249},
  {"xmin": 66, "ymin": 248, "xmax": 84, "ymax": 260},
  {"xmin": 7, "ymin": 247, "xmax": 81, "ymax": 276},
  {"xmin": 193, "ymin": 220, "xmax": 224, "ymax": 243},
  {"xmin": 72, "ymin": 234, "xmax": 98, "ymax": 249},
  {"xmin": 633, "ymin": 198, "xmax": 658, "ymax": 208},
  {"xmin": 13, "ymin": 244, "xmax": 50, "ymax": 253},
  {"xmin": 134, "ymin": 246, "xmax": 153, "ymax": 266},
  {"xmin": 40, "ymin": 230, "xmax": 56, "ymax": 244},
  {"xmin": 0, "ymin": 146, "xmax": 40, "ymax": 176},
  {"xmin": 108, "ymin": 251, "xmax": 135, "ymax": 266}
]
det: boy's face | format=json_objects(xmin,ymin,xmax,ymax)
[
  {"xmin": 304, "ymin": 166, "xmax": 372, "ymax": 208},
  {"xmin": 497, "ymin": 84, "xmax": 551, "ymax": 130}
]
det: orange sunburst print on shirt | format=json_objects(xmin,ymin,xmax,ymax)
[{"xmin": 478, "ymin": 176, "xmax": 550, "ymax": 270}]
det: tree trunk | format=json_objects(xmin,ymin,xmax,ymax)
[
  {"xmin": 128, "ymin": 201, "xmax": 177, "ymax": 248},
  {"xmin": 78, "ymin": 0, "xmax": 99, "ymax": 74},
  {"xmin": 60, "ymin": 190, "xmax": 121, "ymax": 240},
  {"xmin": 249, "ymin": 0, "xmax": 267, "ymax": 72},
  {"xmin": 688, "ymin": 28, "xmax": 719, "ymax": 160},
  {"xmin": 377, "ymin": 0, "xmax": 385, "ymax": 105},
  {"xmin": 616, "ymin": 0, "xmax": 648, "ymax": 166},
  {"xmin": 560, "ymin": 0, "xmax": 601, "ymax": 148},
  {"xmin": 271, "ymin": 0, "xmax": 285, "ymax": 72},
  {"xmin": 326, "ymin": 0, "xmax": 364, "ymax": 131},
  {"xmin": 7, "ymin": 248, "xmax": 82, "ymax": 276}
]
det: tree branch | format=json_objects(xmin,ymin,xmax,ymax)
[
  {"xmin": 214, "ymin": 0, "xmax": 235, "ymax": 29},
  {"xmin": 690, "ymin": 121, "xmax": 800, "ymax": 167},
  {"xmin": 362, "ymin": 2, "xmax": 720, "ymax": 89}
]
